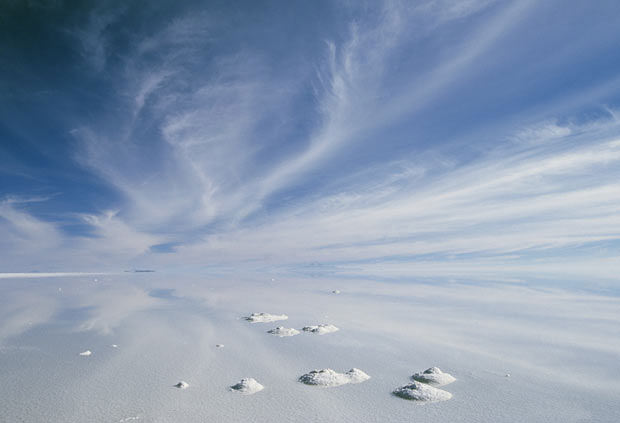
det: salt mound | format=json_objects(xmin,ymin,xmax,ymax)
[
  {"xmin": 78, "ymin": 350, "xmax": 92, "ymax": 356},
  {"xmin": 230, "ymin": 378, "xmax": 264, "ymax": 395},
  {"xmin": 332, "ymin": 290, "xmax": 340, "ymax": 294},
  {"xmin": 174, "ymin": 381, "xmax": 189, "ymax": 389},
  {"xmin": 267, "ymin": 326, "xmax": 300, "ymax": 337},
  {"xmin": 393, "ymin": 381, "xmax": 452, "ymax": 402},
  {"xmin": 244, "ymin": 312, "xmax": 288, "ymax": 323},
  {"xmin": 411, "ymin": 367, "xmax": 456, "ymax": 386},
  {"xmin": 216, "ymin": 344, "xmax": 224, "ymax": 348},
  {"xmin": 302, "ymin": 324, "xmax": 339, "ymax": 335},
  {"xmin": 299, "ymin": 368, "xmax": 370, "ymax": 387}
]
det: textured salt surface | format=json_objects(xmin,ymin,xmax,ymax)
[
  {"xmin": 4, "ymin": 275, "xmax": 618, "ymax": 422},
  {"xmin": 78, "ymin": 350, "xmax": 92, "ymax": 356},
  {"xmin": 267, "ymin": 326, "xmax": 300, "ymax": 337},
  {"xmin": 299, "ymin": 368, "xmax": 370, "ymax": 387},
  {"xmin": 230, "ymin": 378, "xmax": 264, "ymax": 395},
  {"xmin": 244, "ymin": 313, "xmax": 288, "ymax": 323},
  {"xmin": 174, "ymin": 381, "xmax": 189, "ymax": 389},
  {"xmin": 393, "ymin": 381, "xmax": 453, "ymax": 402},
  {"xmin": 302, "ymin": 324, "xmax": 339, "ymax": 335},
  {"xmin": 411, "ymin": 367, "xmax": 456, "ymax": 386}
]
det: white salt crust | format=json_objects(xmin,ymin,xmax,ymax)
[
  {"xmin": 174, "ymin": 381, "xmax": 189, "ymax": 389},
  {"xmin": 230, "ymin": 378, "xmax": 264, "ymax": 395},
  {"xmin": 267, "ymin": 326, "xmax": 300, "ymax": 337},
  {"xmin": 411, "ymin": 367, "xmax": 456, "ymax": 386},
  {"xmin": 302, "ymin": 324, "xmax": 339, "ymax": 335},
  {"xmin": 393, "ymin": 381, "xmax": 453, "ymax": 402},
  {"xmin": 244, "ymin": 313, "xmax": 288, "ymax": 323},
  {"xmin": 299, "ymin": 368, "xmax": 370, "ymax": 387}
]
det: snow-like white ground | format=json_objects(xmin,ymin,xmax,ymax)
[{"xmin": 0, "ymin": 273, "xmax": 619, "ymax": 422}]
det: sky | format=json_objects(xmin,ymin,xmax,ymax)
[{"xmin": 2, "ymin": 0, "xmax": 620, "ymax": 284}]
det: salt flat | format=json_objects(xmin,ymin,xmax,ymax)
[{"xmin": 0, "ymin": 273, "xmax": 619, "ymax": 422}]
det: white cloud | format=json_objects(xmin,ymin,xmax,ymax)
[
  {"xmin": 0, "ymin": 199, "xmax": 63, "ymax": 260},
  {"xmin": 0, "ymin": 198, "xmax": 159, "ymax": 271}
]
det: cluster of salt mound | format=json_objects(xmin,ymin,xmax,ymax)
[
  {"xmin": 393, "ymin": 367, "xmax": 456, "ymax": 403},
  {"xmin": 299, "ymin": 368, "xmax": 370, "ymax": 387},
  {"xmin": 302, "ymin": 324, "xmax": 339, "ymax": 335},
  {"xmin": 244, "ymin": 312, "xmax": 288, "ymax": 323},
  {"xmin": 230, "ymin": 378, "xmax": 264, "ymax": 395},
  {"xmin": 267, "ymin": 326, "xmax": 300, "ymax": 337},
  {"xmin": 241, "ymin": 311, "xmax": 456, "ymax": 404},
  {"xmin": 244, "ymin": 312, "xmax": 339, "ymax": 336}
]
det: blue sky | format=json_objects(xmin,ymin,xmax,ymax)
[{"xmin": 2, "ymin": 0, "xmax": 620, "ymax": 282}]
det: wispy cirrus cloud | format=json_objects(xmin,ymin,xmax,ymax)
[
  {"xmin": 158, "ymin": 114, "xmax": 620, "ymax": 282},
  {"xmin": 0, "ymin": 198, "xmax": 159, "ymax": 271},
  {"xmin": 71, "ymin": 0, "xmax": 514, "ymax": 232}
]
